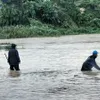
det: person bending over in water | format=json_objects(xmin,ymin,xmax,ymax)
[
  {"xmin": 81, "ymin": 50, "xmax": 100, "ymax": 71},
  {"xmin": 8, "ymin": 44, "xmax": 21, "ymax": 71}
]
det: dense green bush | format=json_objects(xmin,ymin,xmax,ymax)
[
  {"xmin": 23, "ymin": 1, "xmax": 36, "ymax": 18},
  {"xmin": 0, "ymin": 0, "xmax": 66, "ymax": 26},
  {"xmin": 0, "ymin": 4, "xmax": 29, "ymax": 26},
  {"xmin": 76, "ymin": 0, "xmax": 100, "ymax": 27},
  {"xmin": 35, "ymin": 0, "xmax": 66, "ymax": 26},
  {"xmin": 0, "ymin": 19, "xmax": 64, "ymax": 38},
  {"xmin": 89, "ymin": 18, "xmax": 100, "ymax": 28},
  {"xmin": 0, "ymin": 0, "xmax": 100, "ymax": 38},
  {"xmin": 54, "ymin": 0, "xmax": 79, "ymax": 28},
  {"xmin": 76, "ymin": 13, "xmax": 93, "ymax": 27}
]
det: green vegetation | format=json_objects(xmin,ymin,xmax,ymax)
[{"xmin": 0, "ymin": 0, "xmax": 100, "ymax": 38}]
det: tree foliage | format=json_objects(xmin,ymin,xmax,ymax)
[
  {"xmin": 0, "ymin": 4, "xmax": 29, "ymax": 26},
  {"xmin": 0, "ymin": 0, "xmax": 100, "ymax": 28}
]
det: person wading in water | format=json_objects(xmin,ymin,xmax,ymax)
[
  {"xmin": 8, "ymin": 44, "xmax": 21, "ymax": 71},
  {"xmin": 81, "ymin": 50, "xmax": 100, "ymax": 71}
]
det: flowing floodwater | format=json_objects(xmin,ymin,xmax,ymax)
[{"xmin": 0, "ymin": 34, "xmax": 100, "ymax": 100}]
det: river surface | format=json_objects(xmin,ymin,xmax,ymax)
[{"xmin": 0, "ymin": 34, "xmax": 100, "ymax": 100}]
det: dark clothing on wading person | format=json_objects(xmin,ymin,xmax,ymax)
[
  {"xmin": 81, "ymin": 50, "xmax": 100, "ymax": 71},
  {"xmin": 8, "ymin": 44, "xmax": 20, "ymax": 71}
]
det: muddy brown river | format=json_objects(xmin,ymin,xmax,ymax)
[{"xmin": 0, "ymin": 34, "xmax": 100, "ymax": 100}]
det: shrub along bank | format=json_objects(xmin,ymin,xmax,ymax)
[{"xmin": 0, "ymin": 0, "xmax": 100, "ymax": 38}]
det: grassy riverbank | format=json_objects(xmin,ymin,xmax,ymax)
[{"xmin": 0, "ymin": 20, "xmax": 100, "ymax": 39}]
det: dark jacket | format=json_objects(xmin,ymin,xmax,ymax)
[
  {"xmin": 8, "ymin": 48, "xmax": 20, "ymax": 65},
  {"xmin": 81, "ymin": 55, "xmax": 100, "ymax": 71}
]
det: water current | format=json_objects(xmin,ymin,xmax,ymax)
[{"xmin": 0, "ymin": 34, "xmax": 100, "ymax": 100}]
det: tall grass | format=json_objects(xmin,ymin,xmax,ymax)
[
  {"xmin": 0, "ymin": 20, "xmax": 62, "ymax": 38},
  {"xmin": 0, "ymin": 19, "xmax": 100, "ymax": 39}
]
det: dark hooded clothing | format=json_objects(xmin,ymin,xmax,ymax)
[
  {"xmin": 81, "ymin": 55, "xmax": 100, "ymax": 71},
  {"xmin": 8, "ymin": 48, "xmax": 20, "ymax": 71}
]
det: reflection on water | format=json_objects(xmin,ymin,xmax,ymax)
[
  {"xmin": 8, "ymin": 70, "xmax": 21, "ymax": 77},
  {"xmin": 0, "ymin": 34, "xmax": 100, "ymax": 100}
]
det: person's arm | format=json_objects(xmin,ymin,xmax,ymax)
[
  {"xmin": 8, "ymin": 51, "xmax": 10, "ymax": 63},
  {"xmin": 16, "ymin": 50, "xmax": 21, "ymax": 63},
  {"xmin": 93, "ymin": 60, "xmax": 100, "ymax": 70}
]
